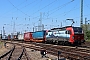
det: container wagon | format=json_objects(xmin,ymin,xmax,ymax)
[
  {"xmin": 24, "ymin": 32, "xmax": 33, "ymax": 41},
  {"xmin": 32, "ymin": 30, "xmax": 46, "ymax": 42},
  {"xmin": 18, "ymin": 34, "xmax": 24, "ymax": 41}
]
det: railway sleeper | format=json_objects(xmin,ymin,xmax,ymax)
[
  {"xmin": 7, "ymin": 45, "xmax": 15, "ymax": 60},
  {"xmin": 17, "ymin": 48, "xmax": 24, "ymax": 60},
  {"xmin": 0, "ymin": 45, "xmax": 15, "ymax": 59}
]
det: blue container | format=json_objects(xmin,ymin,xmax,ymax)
[{"xmin": 32, "ymin": 31, "xmax": 46, "ymax": 39}]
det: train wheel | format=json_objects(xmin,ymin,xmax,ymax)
[
  {"xmin": 62, "ymin": 42, "xmax": 65, "ymax": 46},
  {"xmin": 45, "ymin": 41, "xmax": 49, "ymax": 44},
  {"xmin": 57, "ymin": 41, "xmax": 62, "ymax": 45}
]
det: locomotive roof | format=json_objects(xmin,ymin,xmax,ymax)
[
  {"xmin": 51, "ymin": 26, "xmax": 72, "ymax": 30},
  {"xmin": 51, "ymin": 26, "xmax": 82, "ymax": 30}
]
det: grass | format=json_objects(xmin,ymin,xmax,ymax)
[
  {"xmin": 0, "ymin": 41, "xmax": 2, "ymax": 44},
  {"xmin": 86, "ymin": 39, "xmax": 90, "ymax": 42},
  {"xmin": 0, "ymin": 41, "xmax": 3, "ymax": 48}
]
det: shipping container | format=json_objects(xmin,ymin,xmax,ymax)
[
  {"xmin": 18, "ymin": 34, "xmax": 24, "ymax": 40},
  {"xmin": 32, "ymin": 31, "xmax": 46, "ymax": 42},
  {"xmin": 24, "ymin": 32, "xmax": 33, "ymax": 41},
  {"xmin": 32, "ymin": 31, "xmax": 46, "ymax": 39}
]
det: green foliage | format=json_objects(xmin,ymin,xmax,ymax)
[
  {"xmin": 86, "ymin": 39, "xmax": 90, "ymax": 42},
  {"xmin": 0, "ymin": 41, "xmax": 2, "ymax": 44},
  {"xmin": 0, "ymin": 41, "xmax": 3, "ymax": 45},
  {"xmin": 86, "ymin": 30, "xmax": 90, "ymax": 40}
]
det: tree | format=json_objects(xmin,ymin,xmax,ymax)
[{"xmin": 86, "ymin": 30, "xmax": 90, "ymax": 40}]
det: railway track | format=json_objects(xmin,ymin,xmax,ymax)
[
  {"xmin": 0, "ymin": 41, "xmax": 30, "ymax": 60},
  {"xmin": 27, "ymin": 42, "xmax": 90, "ymax": 60},
  {"xmin": 2, "ymin": 40, "xmax": 90, "ymax": 60},
  {"xmin": 22, "ymin": 42, "xmax": 90, "ymax": 60},
  {"xmin": 0, "ymin": 44, "xmax": 14, "ymax": 60}
]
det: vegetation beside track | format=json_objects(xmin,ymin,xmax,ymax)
[
  {"xmin": 0, "ymin": 41, "xmax": 8, "ymax": 56},
  {"xmin": 85, "ymin": 39, "xmax": 90, "ymax": 42},
  {"xmin": 0, "ymin": 41, "xmax": 3, "ymax": 48}
]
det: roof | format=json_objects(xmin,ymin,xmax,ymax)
[{"xmin": 51, "ymin": 26, "xmax": 72, "ymax": 30}]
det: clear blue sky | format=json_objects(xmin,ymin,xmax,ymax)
[{"xmin": 0, "ymin": 0, "xmax": 90, "ymax": 35}]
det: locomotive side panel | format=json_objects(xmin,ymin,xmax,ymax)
[{"xmin": 46, "ymin": 30, "xmax": 70, "ymax": 43}]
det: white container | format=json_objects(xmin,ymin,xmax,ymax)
[{"xmin": 18, "ymin": 34, "xmax": 24, "ymax": 40}]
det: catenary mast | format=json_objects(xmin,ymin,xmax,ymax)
[{"xmin": 80, "ymin": 0, "xmax": 83, "ymax": 27}]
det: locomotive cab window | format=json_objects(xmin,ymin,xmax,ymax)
[
  {"xmin": 73, "ymin": 27, "xmax": 83, "ymax": 34},
  {"xmin": 65, "ymin": 30, "xmax": 71, "ymax": 34}
]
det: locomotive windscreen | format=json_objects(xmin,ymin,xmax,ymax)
[{"xmin": 73, "ymin": 27, "xmax": 83, "ymax": 34}]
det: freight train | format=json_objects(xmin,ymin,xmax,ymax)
[
  {"xmin": 24, "ymin": 31, "xmax": 46, "ymax": 42},
  {"xmin": 23, "ymin": 26, "xmax": 85, "ymax": 45},
  {"xmin": 5, "ymin": 26, "xmax": 85, "ymax": 45}
]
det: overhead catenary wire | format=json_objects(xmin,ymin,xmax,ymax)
[
  {"xmin": 4, "ymin": 0, "xmax": 83, "ymax": 26},
  {"xmin": 32, "ymin": 0, "xmax": 75, "ymax": 20},
  {"xmin": 48, "ymin": 0, "xmax": 75, "ymax": 16},
  {"xmin": 2, "ymin": 0, "xmax": 90, "ymax": 21},
  {"xmin": 72, "ymin": 3, "xmax": 90, "ymax": 19},
  {"xmin": 0, "ymin": 0, "xmax": 27, "ymax": 18},
  {"xmin": 7, "ymin": 0, "xmax": 30, "ymax": 17},
  {"xmin": 1, "ymin": 0, "xmax": 90, "ymax": 22},
  {"xmin": 20, "ymin": 0, "xmax": 37, "ymax": 9},
  {"xmin": 4, "ymin": 0, "xmax": 75, "ymax": 21},
  {"xmin": 7, "ymin": 0, "xmax": 58, "ymax": 20},
  {"xmin": 21, "ymin": 0, "xmax": 58, "ymax": 19},
  {"xmin": 11, "ymin": 0, "xmax": 38, "ymax": 15},
  {"xmin": 30, "ymin": 0, "xmax": 58, "ymax": 17},
  {"xmin": 51, "ymin": 5, "xmax": 80, "ymax": 18}
]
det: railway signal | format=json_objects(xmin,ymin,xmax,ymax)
[{"xmin": 40, "ymin": 50, "xmax": 47, "ymax": 58}]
